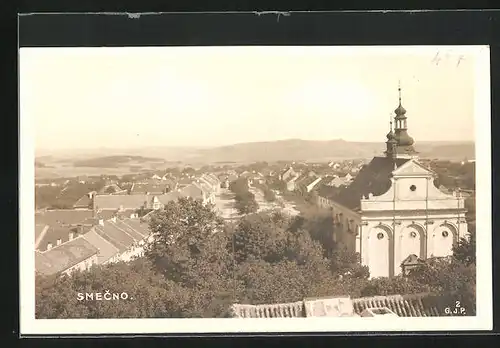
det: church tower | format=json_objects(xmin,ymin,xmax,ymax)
[
  {"xmin": 321, "ymin": 82, "xmax": 468, "ymax": 278},
  {"xmin": 384, "ymin": 118, "xmax": 397, "ymax": 158},
  {"xmin": 389, "ymin": 82, "xmax": 418, "ymax": 159}
]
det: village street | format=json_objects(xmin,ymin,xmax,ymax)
[
  {"xmin": 249, "ymin": 186, "xmax": 300, "ymax": 216},
  {"xmin": 213, "ymin": 188, "xmax": 240, "ymax": 220}
]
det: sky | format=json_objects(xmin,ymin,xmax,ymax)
[{"xmin": 20, "ymin": 46, "xmax": 481, "ymax": 151}]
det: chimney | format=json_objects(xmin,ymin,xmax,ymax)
[
  {"xmin": 98, "ymin": 219, "xmax": 104, "ymax": 226},
  {"xmin": 56, "ymin": 239, "xmax": 62, "ymax": 246},
  {"xmin": 69, "ymin": 232, "xmax": 74, "ymax": 241},
  {"xmin": 47, "ymin": 242, "xmax": 52, "ymax": 251}
]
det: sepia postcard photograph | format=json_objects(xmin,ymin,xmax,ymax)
[{"xmin": 19, "ymin": 45, "xmax": 492, "ymax": 335}]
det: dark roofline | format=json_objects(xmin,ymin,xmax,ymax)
[{"xmin": 39, "ymin": 237, "xmax": 99, "ymax": 275}]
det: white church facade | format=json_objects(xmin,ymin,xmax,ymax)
[{"xmin": 318, "ymin": 86, "xmax": 469, "ymax": 278}]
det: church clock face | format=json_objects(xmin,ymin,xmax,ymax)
[
  {"xmin": 442, "ymin": 231, "xmax": 449, "ymax": 237},
  {"xmin": 377, "ymin": 232, "xmax": 384, "ymax": 239}
]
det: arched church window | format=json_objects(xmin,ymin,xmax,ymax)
[
  {"xmin": 410, "ymin": 185, "xmax": 416, "ymax": 192},
  {"xmin": 410, "ymin": 231, "xmax": 417, "ymax": 238},
  {"xmin": 442, "ymin": 231, "xmax": 449, "ymax": 237},
  {"xmin": 377, "ymin": 232, "xmax": 384, "ymax": 240}
]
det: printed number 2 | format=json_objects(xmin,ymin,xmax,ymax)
[{"xmin": 455, "ymin": 301, "xmax": 461, "ymax": 308}]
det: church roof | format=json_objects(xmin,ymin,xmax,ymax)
[{"xmin": 331, "ymin": 156, "xmax": 410, "ymax": 210}]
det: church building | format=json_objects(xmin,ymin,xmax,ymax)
[{"xmin": 319, "ymin": 85, "xmax": 469, "ymax": 278}]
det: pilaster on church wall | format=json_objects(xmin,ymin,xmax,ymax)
[{"xmin": 359, "ymin": 219, "xmax": 395, "ymax": 269}]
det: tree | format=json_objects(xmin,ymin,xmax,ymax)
[
  {"xmin": 290, "ymin": 207, "xmax": 336, "ymax": 258},
  {"xmin": 232, "ymin": 212, "xmax": 290, "ymax": 263},
  {"xmin": 229, "ymin": 210, "xmax": 344, "ymax": 305},
  {"xmin": 36, "ymin": 258, "xmax": 171, "ymax": 319},
  {"xmin": 234, "ymin": 191, "xmax": 259, "ymax": 215},
  {"xmin": 330, "ymin": 248, "xmax": 370, "ymax": 280},
  {"xmin": 144, "ymin": 197, "xmax": 235, "ymax": 317},
  {"xmin": 230, "ymin": 178, "xmax": 259, "ymax": 215},
  {"xmin": 407, "ymin": 257, "xmax": 476, "ymax": 314},
  {"xmin": 263, "ymin": 189, "xmax": 276, "ymax": 202},
  {"xmin": 360, "ymin": 275, "xmax": 428, "ymax": 298},
  {"xmin": 453, "ymin": 230, "xmax": 476, "ymax": 266}
]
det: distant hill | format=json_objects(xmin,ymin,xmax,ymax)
[
  {"xmin": 192, "ymin": 139, "xmax": 475, "ymax": 163},
  {"xmin": 36, "ymin": 139, "xmax": 475, "ymax": 166},
  {"xmin": 73, "ymin": 155, "xmax": 166, "ymax": 168}
]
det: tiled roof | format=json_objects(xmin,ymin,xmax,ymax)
[
  {"xmin": 35, "ymin": 237, "xmax": 98, "ymax": 276},
  {"xmin": 110, "ymin": 219, "xmax": 146, "ymax": 241},
  {"xmin": 351, "ymin": 294, "xmax": 444, "ymax": 317},
  {"xmin": 331, "ymin": 157, "xmax": 410, "ymax": 210},
  {"xmin": 180, "ymin": 184, "xmax": 204, "ymax": 200},
  {"xmin": 36, "ymin": 225, "xmax": 82, "ymax": 252},
  {"xmin": 230, "ymin": 301, "xmax": 304, "ymax": 318},
  {"xmin": 130, "ymin": 182, "xmax": 170, "ymax": 194},
  {"xmin": 302, "ymin": 176, "xmax": 320, "ymax": 188},
  {"xmin": 317, "ymin": 184, "xmax": 339, "ymax": 199},
  {"xmin": 229, "ymin": 293, "xmax": 449, "ymax": 318},
  {"xmin": 319, "ymin": 176, "xmax": 335, "ymax": 186},
  {"xmin": 94, "ymin": 194, "xmax": 149, "ymax": 210},
  {"xmin": 206, "ymin": 173, "xmax": 220, "ymax": 183},
  {"xmin": 120, "ymin": 219, "xmax": 150, "ymax": 238},
  {"xmin": 158, "ymin": 191, "xmax": 183, "ymax": 204},
  {"xmin": 91, "ymin": 218, "xmax": 149, "ymax": 253},
  {"xmin": 195, "ymin": 181, "xmax": 212, "ymax": 195},
  {"xmin": 330, "ymin": 176, "xmax": 351, "ymax": 188},
  {"xmin": 82, "ymin": 229, "xmax": 119, "ymax": 264},
  {"xmin": 161, "ymin": 178, "xmax": 177, "ymax": 187},
  {"xmin": 200, "ymin": 174, "xmax": 217, "ymax": 187},
  {"xmin": 94, "ymin": 192, "xmax": 187, "ymax": 211},
  {"xmin": 35, "ymin": 209, "xmax": 94, "ymax": 226},
  {"xmin": 35, "ymin": 224, "xmax": 49, "ymax": 245},
  {"xmin": 73, "ymin": 194, "xmax": 92, "ymax": 208},
  {"xmin": 177, "ymin": 177, "xmax": 194, "ymax": 186},
  {"xmin": 96, "ymin": 210, "xmax": 118, "ymax": 220},
  {"xmin": 93, "ymin": 222, "xmax": 136, "ymax": 253},
  {"xmin": 227, "ymin": 174, "xmax": 238, "ymax": 182},
  {"xmin": 116, "ymin": 209, "xmax": 139, "ymax": 219},
  {"xmin": 98, "ymin": 183, "xmax": 125, "ymax": 194}
]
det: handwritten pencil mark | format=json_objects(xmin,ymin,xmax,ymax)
[{"xmin": 431, "ymin": 50, "xmax": 465, "ymax": 67}]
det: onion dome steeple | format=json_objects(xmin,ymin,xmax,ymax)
[
  {"xmin": 385, "ymin": 81, "xmax": 418, "ymax": 159},
  {"xmin": 386, "ymin": 119, "xmax": 395, "ymax": 141},
  {"xmin": 394, "ymin": 85, "xmax": 406, "ymax": 116},
  {"xmin": 385, "ymin": 119, "xmax": 397, "ymax": 157}
]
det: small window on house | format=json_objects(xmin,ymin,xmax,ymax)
[
  {"xmin": 442, "ymin": 231, "xmax": 449, "ymax": 237},
  {"xmin": 377, "ymin": 232, "xmax": 384, "ymax": 240},
  {"xmin": 410, "ymin": 185, "xmax": 417, "ymax": 191}
]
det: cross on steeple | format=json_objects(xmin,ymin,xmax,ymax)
[
  {"xmin": 384, "ymin": 82, "xmax": 418, "ymax": 159},
  {"xmin": 398, "ymin": 80, "xmax": 402, "ymax": 105}
]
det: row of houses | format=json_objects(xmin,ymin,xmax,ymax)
[
  {"xmin": 35, "ymin": 211, "xmax": 150, "ymax": 277},
  {"xmin": 35, "ymin": 173, "xmax": 223, "ymax": 277},
  {"xmin": 278, "ymin": 166, "xmax": 355, "ymax": 194},
  {"xmin": 73, "ymin": 173, "xmax": 221, "ymax": 212}
]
